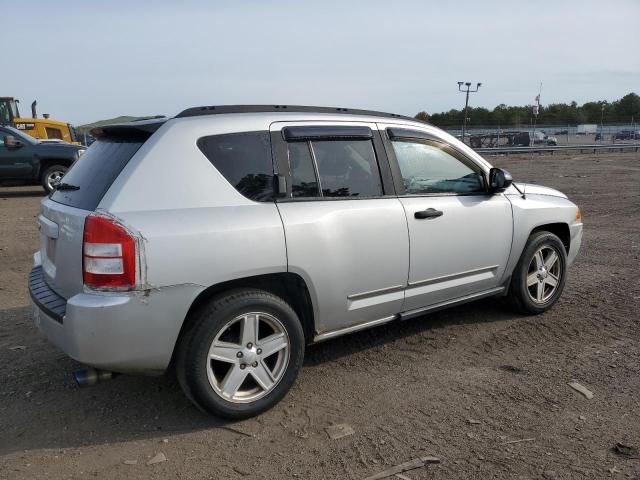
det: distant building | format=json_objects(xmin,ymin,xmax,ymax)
[{"xmin": 577, "ymin": 124, "xmax": 598, "ymax": 134}]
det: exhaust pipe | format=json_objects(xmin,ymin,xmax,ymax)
[
  {"xmin": 73, "ymin": 367, "xmax": 117, "ymax": 387},
  {"xmin": 31, "ymin": 100, "xmax": 37, "ymax": 118}
]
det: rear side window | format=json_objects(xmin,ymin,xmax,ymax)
[
  {"xmin": 197, "ymin": 131, "xmax": 274, "ymax": 202},
  {"xmin": 288, "ymin": 142, "xmax": 319, "ymax": 197},
  {"xmin": 51, "ymin": 140, "xmax": 143, "ymax": 211},
  {"xmin": 288, "ymin": 139, "xmax": 383, "ymax": 198}
]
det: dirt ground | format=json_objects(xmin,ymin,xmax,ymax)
[{"xmin": 1, "ymin": 152, "xmax": 639, "ymax": 480}]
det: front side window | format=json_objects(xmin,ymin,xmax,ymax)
[
  {"xmin": 198, "ymin": 131, "xmax": 274, "ymax": 202},
  {"xmin": 391, "ymin": 139, "xmax": 485, "ymax": 195},
  {"xmin": 287, "ymin": 138, "xmax": 383, "ymax": 198}
]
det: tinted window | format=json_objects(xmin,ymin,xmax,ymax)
[
  {"xmin": 391, "ymin": 139, "xmax": 484, "ymax": 194},
  {"xmin": 198, "ymin": 131, "xmax": 274, "ymax": 201},
  {"xmin": 287, "ymin": 139, "xmax": 382, "ymax": 198},
  {"xmin": 51, "ymin": 140, "xmax": 143, "ymax": 210},
  {"xmin": 288, "ymin": 142, "xmax": 319, "ymax": 197},
  {"xmin": 312, "ymin": 140, "xmax": 382, "ymax": 197}
]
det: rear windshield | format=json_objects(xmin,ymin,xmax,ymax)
[{"xmin": 50, "ymin": 139, "xmax": 143, "ymax": 211}]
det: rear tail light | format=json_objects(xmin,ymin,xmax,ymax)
[{"xmin": 83, "ymin": 214, "xmax": 137, "ymax": 290}]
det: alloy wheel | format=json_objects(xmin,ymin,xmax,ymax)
[
  {"xmin": 46, "ymin": 170, "xmax": 65, "ymax": 190},
  {"xmin": 206, "ymin": 312, "xmax": 290, "ymax": 403},
  {"xmin": 526, "ymin": 246, "xmax": 562, "ymax": 304}
]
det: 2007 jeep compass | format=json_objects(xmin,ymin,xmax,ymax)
[{"xmin": 29, "ymin": 105, "xmax": 582, "ymax": 418}]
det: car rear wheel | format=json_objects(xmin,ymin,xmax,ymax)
[
  {"xmin": 507, "ymin": 231, "xmax": 567, "ymax": 314},
  {"xmin": 41, "ymin": 164, "xmax": 68, "ymax": 193},
  {"xmin": 176, "ymin": 289, "xmax": 304, "ymax": 418}
]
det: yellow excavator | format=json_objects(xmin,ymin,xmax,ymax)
[{"xmin": 0, "ymin": 97, "xmax": 80, "ymax": 144}]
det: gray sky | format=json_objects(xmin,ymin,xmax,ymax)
[{"xmin": 4, "ymin": 0, "xmax": 639, "ymax": 124}]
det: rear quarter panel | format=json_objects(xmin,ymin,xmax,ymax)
[{"xmin": 98, "ymin": 116, "xmax": 288, "ymax": 291}]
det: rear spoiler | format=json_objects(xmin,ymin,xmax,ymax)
[{"xmin": 90, "ymin": 117, "xmax": 167, "ymax": 141}]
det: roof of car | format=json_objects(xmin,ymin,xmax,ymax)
[
  {"xmin": 92, "ymin": 106, "xmax": 428, "ymax": 141},
  {"xmin": 175, "ymin": 105, "xmax": 426, "ymax": 124}
]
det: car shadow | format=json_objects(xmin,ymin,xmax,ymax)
[
  {"xmin": 304, "ymin": 297, "xmax": 519, "ymax": 365},
  {"xmin": 0, "ymin": 188, "xmax": 44, "ymax": 198},
  {"xmin": 0, "ymin": 299, "xmax": 523, "ymax": 455}
]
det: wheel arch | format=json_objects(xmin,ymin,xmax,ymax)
[
  {"xmin": 38, "ymin": 158, "xmax": 73, "ymax": 178},
  {"xmin": 171, "ymin": 272, "xmax": 316, "ymax": 367},
  {"xmin": 530, "ymin": 222, "xmax": 570, "ymax": 254}
]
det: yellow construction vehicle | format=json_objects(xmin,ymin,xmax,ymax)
[{"xmin": 0, "ymin": 97, "xmax": 80, "ymax": 144}]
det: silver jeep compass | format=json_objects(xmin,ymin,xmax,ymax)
[{"xmin": 29, "ymin": 105, "xmax": 583, "ymax": 418}]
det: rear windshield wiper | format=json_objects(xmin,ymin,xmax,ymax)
[{"xmin": 55, "ymin": 182, "xmax": 80, "ymax": 191}]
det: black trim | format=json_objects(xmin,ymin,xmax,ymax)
[
  {"xmin": 373, "ymin": 129, "xmax": 396, "ymax": 196},
  {"xmin": 270, "ymin": 130, "xmax": 291, "ymax": 197},
  {"xmin": 386, "ymin": 127, "xmax": 439, "ymax": 142},
  {"xmin": 175, "ymin": 105, "xmax": 427, "ymax": 123},
  {"xmin": 29, "ymin": 266, "xmax": 66, "ymax": 324},
  {"xmin": 282, "ymin": 126, "xmax": 372, "ymax": 141}
]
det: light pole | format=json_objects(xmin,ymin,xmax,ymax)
[
  {"xmin": 458, "ymin": 82, "xmax": 481, "ymax": 143},
  {"xmin": 600, "ymin": 104, "xmax": 605, "ymax": 142}
]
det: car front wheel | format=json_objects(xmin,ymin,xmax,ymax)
[
  {"xmin": 508, "ymin": 231, "xmax": 567, "ymax": 314},
  {"xmin": 176, "ymin": 289, "xmax": 304, "ymax": 418}
]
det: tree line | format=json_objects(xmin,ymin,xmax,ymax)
[{"xmin": 415, "ymin": 92, "xmax": 639, "ymax": 127}]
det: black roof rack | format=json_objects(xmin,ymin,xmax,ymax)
[{"xmin": 175, "ymin": 105, "xmax": 426, "ymax": 123}]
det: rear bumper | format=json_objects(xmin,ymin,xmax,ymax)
[{"xmin": 29, "ymin": 264, "xmax": 204, "ymax": 375}]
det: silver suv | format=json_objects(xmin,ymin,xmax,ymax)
[{"xmin": 29, "ymin": 105, "xmax": 583, "ymax": 418}]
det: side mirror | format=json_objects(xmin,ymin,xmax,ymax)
[
  {"xmin": 489, "ymin": 167, "xmax": 513, "ymax": 192},
  {"xmin": 3, "ymin": 135, "xmax": 22, "ymax": 148}
]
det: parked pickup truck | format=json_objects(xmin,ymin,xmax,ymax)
[{"xmin": 0, "ymin": 126, "xmax": 85, "ymax": 192}]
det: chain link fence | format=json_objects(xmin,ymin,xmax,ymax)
[{"xmin": 439, "ymin": 123, "xmax": 640, "ymax": 147}]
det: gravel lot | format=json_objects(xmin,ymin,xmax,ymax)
[{"xmin": 1, "ymin": 152, "xmax": 639, "ymax": 479}]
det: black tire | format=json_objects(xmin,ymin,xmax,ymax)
[
  {"xmin": 176, "ymin": 289, "xmax": 304, "ymax": 419},
  {"xmin": 507, "ymin": 231, "xmax": 567, "ymax": 315},
  {"xmin": 41, "ymin": 164, "xmax": 68, "ymax": 193}
]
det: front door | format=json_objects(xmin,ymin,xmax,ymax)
[
  {"xmin": 271, "ymin": 121, "xmax": 409, "ymax": 336},
  {"xmin": 0, "ymin": 128, "xmax": 35, "ymax": 178},
  {"xmin": 382, "ymin": 126, "xmax": 513, "ymax": 311}
]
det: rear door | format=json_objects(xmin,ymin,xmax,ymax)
[
  {"xmin": 380, "ymin": 125, "xmax": 513, "ymax": 312},
  {"xmin": 271, "ymin": 122, "xmax": 409, "ymax": 336}
]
